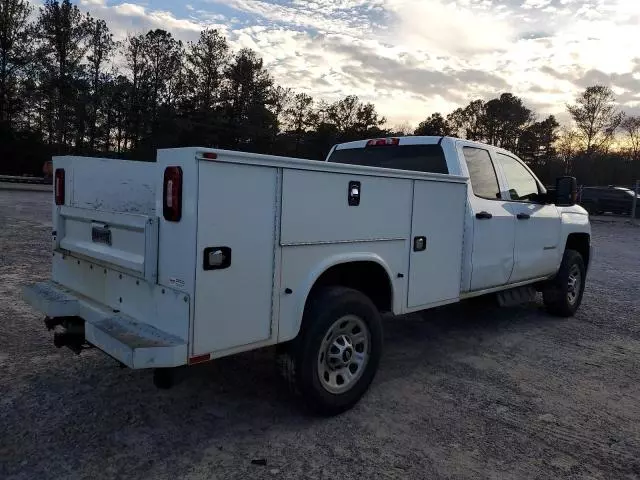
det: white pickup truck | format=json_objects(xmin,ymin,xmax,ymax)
[{"xmin": 23, "ymin": 136, "xmax": 591, "ymax": 415}]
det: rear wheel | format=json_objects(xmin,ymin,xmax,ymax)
[
  {"xmin": 278, "ymin": 286, "xmax": 383, "ymax": 416},
  {"xmin": 543, "ymin": 249, "xmax": 586, "ymax": 317}
]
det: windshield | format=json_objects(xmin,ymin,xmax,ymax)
[{"xmin": 327, "ymin": 144, "xmax": 449, "ymax": 174}]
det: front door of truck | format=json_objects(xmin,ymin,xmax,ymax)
[
  {"xmin": 459, "ymin": 144, "xmax": 517, "ymax": 291},
  {"xmin": 495, "ymin": 152, "xmax": 561, "ymax": 282}
]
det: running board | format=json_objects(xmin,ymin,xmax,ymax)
[{"xmin": 496, "ymin": 285, "xmax": 537, "ymax": 307}]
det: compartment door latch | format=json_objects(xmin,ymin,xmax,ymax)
[
  {"xmin": 348, "ymin": 181, "xmax": 361, "ymax": 206},
  {"xmin": 203, "ymin": 247, "xmax": 232, "ymax": 270}
]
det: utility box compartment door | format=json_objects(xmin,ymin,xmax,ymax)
[
  {"xmin": 193, "ymin": 162, "xmax": 278, "ymax": 355},
  {"xmin": 407, "ymin": 180, "xmax": 466, "ymax": 309},
  {"xmin": 280, "ymin": 169, "xmax": 413, "ymax": 245}
]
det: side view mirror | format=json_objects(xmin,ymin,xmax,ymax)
[{"xmin": 555, "ymin": 176, "xmax": 577, "ymax": 206}]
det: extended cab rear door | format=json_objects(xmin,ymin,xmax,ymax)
[
  {"xmin": 494, "ymin": 151, "xmax": 561, "ymax": 282},
  {"xmin": 457, "ymin": 141, "xmax": 516, "ymax": 291}
]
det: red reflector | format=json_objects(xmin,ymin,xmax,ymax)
[
  {"xmin": 163, "ymin": 166, "xmax": 183, "ymax": 222},
  {"xmin": 189, "ymin": 353, "xmax": 211, "ymax": 365},
  {"xmin": 202, "ymin": 152, "xmax": 217, "ymax": 160},
  {"xmin": 54, "ymin": 169, "xmax": 65, "ymax": 205},
  {"xmin": 366, "ymin": 137, "xmax": 399, "ymax": 146}
]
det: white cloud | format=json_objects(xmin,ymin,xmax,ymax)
[
  {"xmin": 523, "ymin": 0, "xmax": 553, "ymax": 8},
  {"xmin": 383, "ymin": 0, "xmax": 515, "ymax": 55},
  {"xmin": 110, "ymin": 3, "xmax": 205, "ymax": 34},
  {"xmin": 86, "ymin": 2, "xmax": 227, "ymax": 40},
  {"xmin": 206, "ymin": 0, "xmax": 383, "ymax": 35},
  {"xmin": 113, "ymin": 3, "xmax": 145, "ymax": 17},
  {"xmin": 76, "ymin": 0, "xmax": 640, "ymax": 125}
]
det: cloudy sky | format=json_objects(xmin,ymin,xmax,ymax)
[{"xmin": 78, "ymin": 0, "xmax": 640, "ymax": 127}]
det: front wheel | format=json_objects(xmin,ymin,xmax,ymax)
[
  {"xmin": 280, "ymin": 286, "xmax": 383, "ymax": 416},
  {"xmin": 543, "ymin": 249, "xmax": 586, "ymax": 317}
]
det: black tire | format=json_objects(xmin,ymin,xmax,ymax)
[
  {"xmin": 543, "ymin": 249, "xmax": 586, "ymax": 317},
  {"xmin": 278, "ymin": 286, "xmax": 383, "ymax": 416}
]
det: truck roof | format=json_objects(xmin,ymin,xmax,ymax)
[{"xmin": 330, "ymin": 136, "xmax": 520, "ymax": 158}]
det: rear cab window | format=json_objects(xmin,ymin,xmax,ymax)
[
  {"xmin": 462, "ymin": 146, "xmax": 501, "ymax": 200},
  {"xmin": 327, "ymin": 144, "xmax": 449, "ymax": 174}
]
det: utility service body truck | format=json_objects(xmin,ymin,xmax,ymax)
[{"xmin": 23, "ymin": 136, "xmax": 591, "ymax": 415}]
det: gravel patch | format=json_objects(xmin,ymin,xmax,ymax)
[{"xmin": 1, "ymin": 190, "xmax": 639, "ymax": 480}]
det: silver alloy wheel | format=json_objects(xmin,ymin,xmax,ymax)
[
  {"xmin": 317, "ymin": 314, "xmax": 370, "ymax": 394},
  {"xmin": 567, "ymin": 264, "xmax": 582, "ymax": 305}
]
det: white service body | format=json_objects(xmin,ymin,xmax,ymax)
[{"xmin": 23, "ymin": 136, "xmax": 591, "ymax": 370}]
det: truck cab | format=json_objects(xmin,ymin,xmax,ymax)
[{"xmin": 327, "ymin": 136, "xmax": 591, "ymax": 298}]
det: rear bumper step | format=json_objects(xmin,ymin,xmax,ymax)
[
  {"xmin": 23, "ymin": 281, "xmax": 187, "ymax": 369},
  {"xmin": 24, "ymin": 282, "xmax": 79, "ymax": 317}
]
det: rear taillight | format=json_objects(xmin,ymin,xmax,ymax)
[
  {"xmin": 163, "ymin": 166, "xmax": 183, "ymax": 222},
  {"xmin": 54, "ymin": 169, "xmax": 65, "ymax": 205}
]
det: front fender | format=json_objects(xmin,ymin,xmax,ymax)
[{"xmin": 558, "ymin": 211, "xmax": 592, "ymax": 271}]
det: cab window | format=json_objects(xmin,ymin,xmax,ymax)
[
  {"xmin": 462, "ymin": 147, "xmax": 501, "ymax": 200},
  {"xmin": 496, "ymin": 153, "xmax": 540, "ymax": 202},
  {"xmin": 328, "ymin": 144, "xmax": 448, "ymax": 174}
]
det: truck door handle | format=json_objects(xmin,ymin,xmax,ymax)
[
  {"xmin": 475, "ymin": 211, "xmax": 492, "ymax": 220},
  {"xmin": 203, "ymin": 247, "xmax": 232, "ymax": 270},
  {"xmin": 517, "ymin": 213, "xmax": 530, "ymax": 220}
]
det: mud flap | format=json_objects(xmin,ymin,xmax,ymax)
[{"xmin": 496, "ymin": 286, "xmax": 537, "ymax": 307}]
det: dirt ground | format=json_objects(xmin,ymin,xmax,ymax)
[{"xmin": 1, "ymin": 189, "xmax": 640, "ymax": 480}]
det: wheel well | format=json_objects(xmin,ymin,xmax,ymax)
[
  {"xmin": 307, "ymin": 261, "xmax": 393, "ymax": 313},
  {"xmin": 566, "ymin": 233, "xmax": 590, "ymax": 269}
]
